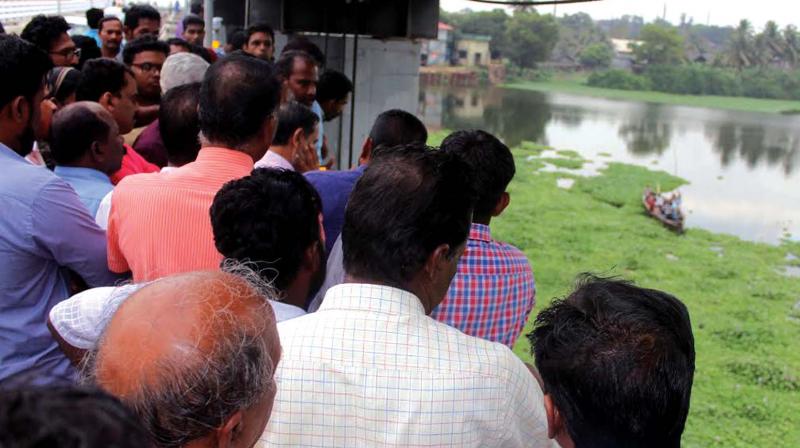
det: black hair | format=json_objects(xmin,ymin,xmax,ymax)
[
  {"xmin": 245, "ymin": 23, "xmax": 274, "ymax": 43},
  {"xmin": 21, "ymin": 15, "xmax": 70, "ymax": 53},
  {"xmin": 98, "ymin": 16, "xmax": 122, "ymax": 33},
  {"xmin": 282, "ymin": 37, "xmax": 326, "ymax": 67},
  {"xmin": 71, "ymin": 35, "xmax": 101, "ymax": 70},
  {"xmin": 49, "ymin": 104, "xmax": 111, "ymax": 165},
  {"xmin": 0, "ymin": 386, "xmax": 149, "ymax": 447},
  {"xmin": 199, "ymin": 53, "xmax": 281, "ymax": 148},
  {"xmin": 160, "ymin": 83, "xmax": 201, "ymax": 166},
  {"xmin": 77, "ymin": 58, "xmax": 134, "ymax": 101},
  {"xmin": 227, "ymin": 28, "xmax": 246, "ymax": 51},
  {"xmin": 272, "ymin": 101, "xmax": 319, "ymax": 146},
  {"xmin": 0, "ymin": 21, "xmax": 5, "ymax": 34},
  {"xmin": 86, "ymin": 8, "xmax": 104, "ymax": 29},
  {"xmin": 45, "ymin": 67, "xmax": 82, "ymax": 105},
  {"xmin": 166, "ymin": 37, "xmax": 191, "ymax": 51},
  {"xmin": 190, "ymin": 44, "xmax": 214, "ymax": 64},
  {"xmin": 368, "ymin": 109, "xmax": 428, "ymax": 149},
  {"xmin": 122, "ymin": 35, "xmax": 169, "ymax": 65},
  {"xmin": 124, "ymin": 4, "xmax": 161, "ymax": 31},
  {"xmin": 317, "ymin": 69, "xmax": 353, "ymax": 103},
  {"xmin": 343, "ymin": 144, "xmax": 475, "ymax": 286},
  {"xmin": 274, "ymin": 50, "xmax": 316, "ymax": 81},
  {"xmin": 182, "ymin": 14, "xmax": 205, "ymax": 30},
  {"xmin": 529, "ymin": 274, "xmax": 695, "ymax": 448},
  {"xmin": 190, "ymin": 0, "xmax": 204, "ymax": 15},
  {"xmin": 211, "ymin": 168, "xmax": 323, "ymax": 290},
  {"xmin": 440, "ymin": 130, "xmax": 515, "ymax": 220},
  {"xmin": 0, "ymin": 35, "xmax": 52, "ymax": 109}
]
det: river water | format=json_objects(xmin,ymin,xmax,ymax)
[{"xmin": 418, "ymin": 86, "xmax": 800, "ymax": 245}]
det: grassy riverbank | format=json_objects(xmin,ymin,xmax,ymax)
[
  {"xmin": 504, "ymin": 78, "xmax": 800, "ymax": 114},
  {"xmin": 430, "ymin": 132, "xmax": 800, "ymax": 447}
]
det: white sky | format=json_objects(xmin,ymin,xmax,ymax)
[{"xmin": 440, "ymin": 0, "xmax": 800, "ymax": 30}]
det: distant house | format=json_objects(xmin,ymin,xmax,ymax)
[
  {"xmin": 421, "ymin": 22, "xmax": 454, "ymax": 66},
  {"xmin": 456, "ymin": 33, "xmax": 491, "ymax": 67},
  {"xmin": 610, "ymin": 38, "xmax": 640, "ymax": 69}
]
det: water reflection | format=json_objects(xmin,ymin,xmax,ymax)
[{"xmin": 418, "ymin": 85, "xmax": 800, "ymax": 243}]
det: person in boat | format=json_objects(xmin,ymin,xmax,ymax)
[{"xmin": 644, "ymin": 188, "xmax": 656, "ymax": 212}]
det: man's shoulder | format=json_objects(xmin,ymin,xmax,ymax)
[
  {"xmin": 474, "ymin": 237, "xmax": 533, "ymax": 269},
  {"xmin": 305, "ymin": 168, "xmax": 362, "ymax": 184}
]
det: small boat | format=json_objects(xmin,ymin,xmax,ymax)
[{"xmin": 642, "ymin": 189, "xmax": 684, "ymax": 233}]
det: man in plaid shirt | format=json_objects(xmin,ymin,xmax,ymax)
[{"xmin": 431, "ymin": 130, "xmax": 536, "ymax": 347}]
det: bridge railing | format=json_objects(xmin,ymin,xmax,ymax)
[{"xmin": 0, "ymin": 1, "xmax": 112, "ymax": 22}]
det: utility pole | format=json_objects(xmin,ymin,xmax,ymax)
[
  {"xmin": 204, "ymin": 0, "xmax": 213, "ymax": 47},
  {"xmin": 662, "ymin": 3, "xmax": 667, "ymax": 21}
]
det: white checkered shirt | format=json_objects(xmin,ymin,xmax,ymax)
[{"xmin": 259, "ymin": 283, "xmax": 550, "ymax": 447}]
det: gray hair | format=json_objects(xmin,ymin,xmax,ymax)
[
  {"xmin": 84, "ymin": 268, "xmax": 277, "ymax": 448},
  {"xmin": 160, "ymin": 52, "xmax": 210, "ymax": 94}
]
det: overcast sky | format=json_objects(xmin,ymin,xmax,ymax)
[{"xmin": 440, "ymin": 0, "xmax": 800, "ymax": 30}]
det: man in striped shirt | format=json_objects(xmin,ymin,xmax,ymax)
[
  {"xmin": 106, "ymin": 54, "xmax": 281, "ymax": 281},
  {"xmin": 431, "ymin": 130, "xmax": 536, "ymax": 348}
]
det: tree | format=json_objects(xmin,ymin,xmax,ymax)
[
  {"xmin": 504, "ymin": 10, "xmax": 559, "ymax": 68},
  {"xmin": 726, "ymin": 20, "xmax": 755, "ymax": 70},
  {"xmin": 579, "ymin": 43, "xmax": 614, "ymax": 69},
  {"xmin": 783, "ymin": 25, "xmax": 800, "ymax": 68},
  {"xmin": 552, "ymin": 12, "xmax": 611, "ymax": 64},
  {"xmin": 631, "ymin": 24, "xmax": 685, "ymax": 65}
]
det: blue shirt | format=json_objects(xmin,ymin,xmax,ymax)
[
  {"xmin": 85, "ymin": 29, "xmax": 102, "ymax": 47},
  {"xmin": 305, "ymin": 165, "xmax": 366, "ymax": 253},
  {"xmin": 0, "ymin": 144, "xmax": 122, "ymax": 384},
  {"xmin": 54, "ymin": 166, "xmax": 114, "ymax": 217},
  {"xmin": 311, "ymin": 101, "xmax": 324, "ymax": 160}
]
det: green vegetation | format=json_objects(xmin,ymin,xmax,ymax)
[
  {"xmin": 589, "ymin": 65, "xmax": 800, "ymax": 101},
  {"xmin": 632, "ymin": 24, "xmax": 685, "ymax": 65},
  {"xmin": 504, "ymin": 78, "xmax": 800, "ymax": 114},
  {"xmin": 485, "ymin": 142, "xmax": 800, "ymax": 447},
  {"xmin": 578, "ymin": 43, "xmax": 613, "ymax": 69}
]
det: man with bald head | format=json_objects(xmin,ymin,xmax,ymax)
[
  {"xmin": 51, "ymin": 102, "xmax": 124, "ymax": 217},
  {"xmin": 91, "ymin": 271, "xmax": 281, "ymax": 448}
]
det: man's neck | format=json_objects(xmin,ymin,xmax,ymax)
[
  {"xmin": 201, "ymin": 142, "xmax": 260, "ymax": 163},
  {"xmin": 474, "ymin": 216, "xmax": 491, "ymax": 226},
  {"xmin": 101, "ymin": 47, "xmax": 119, "ymax": 59},
  {"xmin": 344, "ymin": 274, "xmax": 432, "ymax": 313},
  {"xmin": 269, "ymin": 145, "xmax": 293, "ymax": 162}
]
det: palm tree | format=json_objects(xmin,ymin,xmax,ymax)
[
  {"xmin": 726, "ymin": 19, "xmax": 754, "ymax": 70},
  {"xmin": 783, "ymin": 25, "xmax": 800, "ymax": 68},
  {"xmin": 761, "ymin": 21, "xmax": 785, "ymax": 66}
]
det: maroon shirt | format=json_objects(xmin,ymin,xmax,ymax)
[{"xmin": 132, "ymin": 119, "xmax": 168, "ymax": 168}]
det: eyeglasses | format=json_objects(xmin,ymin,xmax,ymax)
[
  {"xmin": 50, "ymin": 47, "xmax": 81, "ymax": 58},
  {"xmin": 131, "ymin": 62, "xmax": 163, "ymax": 73}
]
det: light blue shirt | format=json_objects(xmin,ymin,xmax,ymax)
[
  {"xmin": 311, "ymin": 100, "xmax": 324, "ymax": 160},
  {"xmin": 0, "ymin": 143, "xmax": 122, "ymax": 384},
  {"xmin": 85, "ymin": 29, "xmax": 102, "ymax": 48},
  {"xmin": 54, "ymin": 166, "xmax": 114, "ymax": 218}
]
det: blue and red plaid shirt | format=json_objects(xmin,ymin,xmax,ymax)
[{"xmin": 432, "ymin": 223, "xmax": 536, "ymax": 347}]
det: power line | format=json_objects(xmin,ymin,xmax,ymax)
[{"xmin": 467, "ymin": 0, "xmax": 602, "ymax": 5}]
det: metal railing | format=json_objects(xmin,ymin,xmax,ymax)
[{"xmin": 0, "ymin": 1, "xmax": 112, "ymax": 22}]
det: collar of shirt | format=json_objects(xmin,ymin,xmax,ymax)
[
  {"xmin": 193, "ymin": 147, "xmax": 255, "ymax": 172},
  {"xmin": 53, "ymin": 166, "xmax": 113, "ymax": 185},
  {"xmin": 469, "ymin": 222, "xmax": 493, "ymax": 243},
  {"xmin": 0, "ymin": 142, "xmax": 25, "ymax": 163},
  {"xmin": 320, "ymin": 283, "xmax": 426, "ymax": 317}
]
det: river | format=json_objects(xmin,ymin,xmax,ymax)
[{"xmin": 418, "ymin": 86, "xmax": 800, "ymax": 245}]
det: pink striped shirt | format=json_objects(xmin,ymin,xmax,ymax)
[{"xmin": 107, "ymin": 148, "xmax": 254, "ymax": 281}]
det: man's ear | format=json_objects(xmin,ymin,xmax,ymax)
[
  {"xmin": 424, "ymin": 244, "xmax": 451, "ymax": 280},
  {"xmin": 263, "ymin": 113, "xmax": 277, "ymax": 147},
  {"xmin": 544, "ymin": 394, "xmax": 570, "ymax": 445},
  {"xmin": 491, "ymin": 192, "xmax": 510, "ymax": 218},
  {"xmin": 215, "ymin": 410, "xmax": 243, "ymax": 448},
  {"xmin": 12, "ymin": 97, "xmax": 30, "ymax": 125},
  {"xmin": 90, "ymin": 140, "xmax": 103, "ymax": 162},
  {"xmin": 99, "ymin": 92, "xmax": 114, "ymax": 110},
  {"xmin": 291, "ymin": 127, "xmax": 305, "ymax": 149},
  {"xmin": 358, "ymin": 137, "xmax": 373, "ymax": 165}
]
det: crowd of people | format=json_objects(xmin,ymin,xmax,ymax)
[{"xmin": 0, "ymin": 4, "xmax": 696, "ymax": 447}]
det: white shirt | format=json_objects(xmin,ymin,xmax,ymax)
[
  {"xmin": 259, "ymin": 283, "xmax": 550, "ymax": 447},
  {"xmin": 49, "ymin": 284, "xmax": 306, "ymax": 350},
  {"xmin": 254, "ymin": 150, "xmax": 294, "ymax": 171}
]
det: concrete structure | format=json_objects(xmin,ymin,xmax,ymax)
[
  {"xmin": 610, "ymin": 38, "xmax": 641, "ymax": 70},
  {"xmin": 421, "ymin": 22, "xmax": 453, "ymax": 66},
  {"xmin": 456, "ymin": 34, "xmax": 491, "ymax": 67},
  {"xmin": 213, "ymin": 0, "xmax": 437, "ymax": 169}
]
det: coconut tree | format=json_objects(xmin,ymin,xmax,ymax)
[
  {"xmin": 726, "ymin": 19, "xmax": 755, "ymax": 69},
  {"xmin": 783, "ymin": 25, "xmax": 800, "ymax": 68}
]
